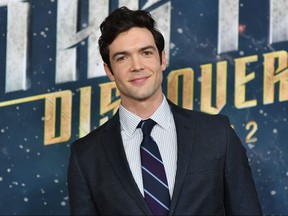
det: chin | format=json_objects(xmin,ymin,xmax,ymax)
[{"xmin": 131, "ymin": 92, "xmax": 152, "ymax": 101}]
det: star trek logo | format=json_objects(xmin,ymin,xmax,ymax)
[{"xmin": 1, "ymin": 0, "xmax": 288, "ymax": 93}]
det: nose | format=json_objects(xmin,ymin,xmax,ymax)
[{"xmin": 130, "ymin": 55, "xmax": 144, "ymax": 72}]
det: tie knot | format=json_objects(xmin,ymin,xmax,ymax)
[{"xmin": 138, "ymin": 118, "xmax": 156, "ymax": 136}]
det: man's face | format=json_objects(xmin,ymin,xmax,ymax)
[{"xmin": 104, "ymin": 27, "xmax": 166, "ymax": 107}]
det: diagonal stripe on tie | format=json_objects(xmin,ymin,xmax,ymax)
[
  {"xmin": 141, "ymin": 146, "xmax": 163, "ymax": 164},
  {"xmin": 141, "ymin": 147, "xmax": 168, "ymax": 184},
  {"xmin": 138, "ymin": 119, "xmax": 170, "ymax": 216},
  {"xmin": 142, "ymin": 166, "xmax": 169, "ymax": 188},
  {"xmin": 142, "ymin": 167, "xmax": 170, "ymax": 209},
  {"xmin": 144, "ymin": 189, "xmax": 170, "ymax": 210}
]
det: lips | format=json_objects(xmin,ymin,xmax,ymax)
[{"xmin": 129, "ymin": 76, "xmax": 149, "ymax": 85}]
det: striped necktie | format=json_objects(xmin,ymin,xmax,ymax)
[{"xmin": 138, "ymin": 119, "xmax": 170, "ymax": 216}]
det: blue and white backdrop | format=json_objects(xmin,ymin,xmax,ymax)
[{"xmin": 0, "ymin": 0, "xmax": 287, "ymax": 215}]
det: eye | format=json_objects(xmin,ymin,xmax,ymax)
[
  {"xmin": 115, "ymin": 55, "xmax": 126, "ymax": 62},
  {"xmin": 142, "ymin": 50, "xmax": 153, "ymax": 57}
]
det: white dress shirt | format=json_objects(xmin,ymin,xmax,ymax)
[{"xmin": 119, "ymin": 97, "xmax": 177, "ymax": 198}]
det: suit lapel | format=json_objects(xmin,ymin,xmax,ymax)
[
  {"xmin": 168, "ymin": 103, "xmax": 197, "ymax": 215},
  {"xmin": 102, "ymin": 113, "xmax": 151, "ymax": 215}
]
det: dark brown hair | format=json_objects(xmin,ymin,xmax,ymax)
[{"xmin": 98, "ymin": 6, "xmax": 165, "ymax": 69}]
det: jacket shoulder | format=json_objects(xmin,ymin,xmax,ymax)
[
  {"xmin": 169, "ymin": 100, "xmax": 230, "ymax": 127},
  {"xmin": 70, "ymin": 112, "xmax": 120, "ymax": 153}
]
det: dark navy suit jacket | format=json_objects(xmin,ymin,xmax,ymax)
[{"xmin": 68, "ymin": 101, "xmax": 262, "ymax": 215}]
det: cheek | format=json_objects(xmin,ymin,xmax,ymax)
[
  {"xmin": 111, "ymin": 63, "xmax": 130, "ymax": 76},
  {"xmin": 145, "ymin": 59, "xmax": 162, "ymax": 71},
  {"xmin": 111, "ymin": 71, "xmax": 127, "ymax": 85},
  {"xmin": 157, "ymin": 72, "xmax": 163, "ymax": 83}
]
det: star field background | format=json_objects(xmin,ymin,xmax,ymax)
[{"xmin": 0, "ymin": 0, "xmax": 288, "ymax": 215}]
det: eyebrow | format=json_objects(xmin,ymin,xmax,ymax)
[{"xmin": 111, "ymin": 45, "xmax": 157, "ymax": 60}]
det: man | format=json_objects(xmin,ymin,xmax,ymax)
[{"xmin": 68, "ymin": 6, "xmax": 262, "ymax": 215}]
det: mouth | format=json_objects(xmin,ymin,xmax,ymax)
[{"xmin": 129, "ymin": 76, "xmax": 149, "ymax": 85}]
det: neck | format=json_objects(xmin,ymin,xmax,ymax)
[{"xmin": 121, "ymin": 94, "xmax": 163, "ymax": 119}]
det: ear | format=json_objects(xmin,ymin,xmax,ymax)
[
  {"xmin": 104, "ymin": 63, "xmax": 115, "ymax": 81},
  {"xmin": 160, "ymin": 50, "xmax": 167, "ymax": 71}
]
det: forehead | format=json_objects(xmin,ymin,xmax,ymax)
[{"xmin": 108, "ymin": 27, "xmax": 157, "ymax": 54}]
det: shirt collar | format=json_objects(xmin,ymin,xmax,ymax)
[
  {"xmin": 150, "ymin": 97, "xmax": 172, "ymax": 130},
  {"xmin": 119, "ymin": 96, "xmax": 172, "ymax": 136}
]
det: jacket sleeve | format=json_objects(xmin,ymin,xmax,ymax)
[
  {"xmin": 67, "ymin": 143, "xmax": 99, "ymax": 215},
  {"xmin": 224, "ymin": 123, "xmax": 262, "ymax": 215}
]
